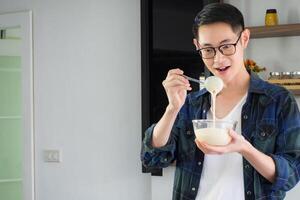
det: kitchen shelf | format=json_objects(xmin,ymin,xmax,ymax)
[
  {"xmin": 247, "ymin": 23, "xmax": 300, "ymax": 38},
  {"xmin": 268, "ymin": 78, "xmax": 300, "ymax": 95}
]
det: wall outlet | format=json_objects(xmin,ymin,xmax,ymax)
[{"xmin": 44, "ymin": 150, "xmax": 61, "ymax": 162}]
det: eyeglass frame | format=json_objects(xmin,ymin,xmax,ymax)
[{"xmin": 196, "ymin": 31, "xmax": 244, "ymax": 59}]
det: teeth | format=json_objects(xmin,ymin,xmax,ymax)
[
  {"xmin": 217, "ymin": 67, "xmax": 227, "ymax": 71},
  {"xmin": 214, "ymin": 66, "xmax": 229, "ymax": 71}
]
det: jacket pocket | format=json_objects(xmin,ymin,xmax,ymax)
[{"xmin": 253, "ymin": 119, "xmax": 278, "ymax": 153}]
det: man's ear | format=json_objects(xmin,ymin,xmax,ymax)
[
  {"xmin": 241, "ymin": 29, "xmax": 250, "ymax": 48},
  {"xmin": 193, "ymin": 38, "xmax": 200, "ymax": 50}
]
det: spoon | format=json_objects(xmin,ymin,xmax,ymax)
[
  {"xmin": 182, "ymin": 74, "xmax": 204, "ymax": 84},
  {"xmin": 182, "ymin": 74, "xmax": 223, "ymax": 94},
  {"xmin": 204, "ymin": 76, "xmax": 223, "ymax": 94}
]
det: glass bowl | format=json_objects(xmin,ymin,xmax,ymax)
[{"xmin": 192, "ymin": 119, "xmax": 237, "ymax": 146}]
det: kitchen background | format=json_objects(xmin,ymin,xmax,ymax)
[{"xmin": 0, "ymin": 0, "xmax": 299, "ymax": 200}]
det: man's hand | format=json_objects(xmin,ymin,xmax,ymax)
[
  {"xmin": 152, "ymin": 68, "xmax": 192, "ymax": 148},
  {"xmin": 194, "ymin": 129, "xmax": 248, "ymax": 154},
  {"xmin": 162, "ymin": 68, "xmax": 192, "ymax": 112},
  {"xmin": 195, "ymin": 129, "xmax": 276, "ymax": 183}
]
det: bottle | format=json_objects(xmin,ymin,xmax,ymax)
[{"xmin": 265, "ymin": 9, "xmax": 278, "ymax": 26}]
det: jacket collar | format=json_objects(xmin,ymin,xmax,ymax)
[
  {"xmin": 248, "ymin": 71, "xmax": 278, "ymax": 104},
  {"xmin": 248, "ymin": 71, "xmax": 268, "ymax": 94}
]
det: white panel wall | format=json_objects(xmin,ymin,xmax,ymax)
[
  {"xmin": 0, "ymin": 0, "xmax": 150, "ymax": 200},
  {"xmin": 151, "ymin": 1, "xmax": 300, "ymax": 199}
]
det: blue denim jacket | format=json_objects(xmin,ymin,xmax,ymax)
[{"xmin": 141, "ymin": 72, "xmax": 300, "ymax": 200}]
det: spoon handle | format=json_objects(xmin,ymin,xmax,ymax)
[{"xmin": 182, "ymin": 75, "xmax": 204, "ymax": 84}]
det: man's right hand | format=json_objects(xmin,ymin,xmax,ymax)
[
  {"xmin": 162, "ymin": 68, "xmax": 192, "ymax": 112},
  {"xmin": 151, "ymin": 68, "xmax": 192, "ymax": 148}
]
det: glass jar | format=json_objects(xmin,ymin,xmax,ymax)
[
  {"xmin": 265, "ymin": 9, "xmax": 278, "ymax": 26},
  {"xmin": 281, "ymin": 72, "xmax": 292, "ymax": 79},
  {"xmin": 291, "ymin": 71, "xmax": 300, "ymax": 79},
  {"xmin": 269, "ymin": 72, "xmax": 281, "ymax": 80}
]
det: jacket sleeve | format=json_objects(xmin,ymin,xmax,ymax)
[
  {"xmin": 140, "ymin": 119, "xmax": 179, "ymax": 169},
  {"xmin": 269, "ymin": 93, "xmax": 300, "ymax": 191}
]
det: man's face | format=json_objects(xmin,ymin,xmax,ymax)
[{"xmin": 195, "ymin": 22, "xmax": 249, "ymax": 84}]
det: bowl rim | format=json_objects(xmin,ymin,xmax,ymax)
[
  {"xmin": 192, "ymin": 119, "xmax": 237, "ymax": 123},
  {"xmin": 192, "ymin": 119, "xmax": 238, "ymax": 128}
]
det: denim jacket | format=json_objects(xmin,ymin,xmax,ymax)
[{"xmin": 141, "ymin": 72, "xmax": 300, "ymax": 200}]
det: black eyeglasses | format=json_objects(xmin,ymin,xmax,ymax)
[{"xmin": 197, "ymin": 31, "xmax": 243, "ymax": 59}]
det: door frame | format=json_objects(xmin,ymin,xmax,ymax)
[{"xmin": 0, "ymin": 11, "xmax": 35, "ymax": 200}]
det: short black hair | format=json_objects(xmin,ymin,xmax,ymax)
[{"xmin": 192, "ymin": 3, "xmax": 245, "ymax": 39}]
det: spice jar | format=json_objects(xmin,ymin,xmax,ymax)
[
  {"xmin": 265, "ymin": 9, "xmax": 278, "ymax": 26},
  {"xmin": 291, "ymin": 71, "xmax": 300, "ymax": 79},
  {"xmin": 281, "ymin": 72, "xmax": 292, "ymax": 79},
  {"xmin": 269, "ymin": 72, "xmax": 281, "ymax": 80}
]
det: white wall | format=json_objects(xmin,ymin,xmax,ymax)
[
  {"xmin": 226, "ymin": 0, "xmax": 300, "ymax": 106},
  {"xmin": 0, "ymin": 0, "xmax": 151, "ymax": 200},
  {"xmin": 151, "ymin": 1, "xmax": 300, "ymax": 199}
]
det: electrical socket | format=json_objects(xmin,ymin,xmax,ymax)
[{"xmin": 44, "ymin": 150, "xmax": 61, "ymax": 162}]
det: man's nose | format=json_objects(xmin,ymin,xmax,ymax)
[{"xmin": 213, "ymin": 48, "xmax": 224, "ymax": 64}]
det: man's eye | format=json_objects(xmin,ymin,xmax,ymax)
[
  {"xmin": 221, "ymin": 45, "xmax": 232, "ymax": 50},
  {"xmin": 203, "ymin": 48, "xmax": 213, "ymax": 53}
]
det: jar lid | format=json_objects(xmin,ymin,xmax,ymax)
[
  {"xmin": 292, "ymin": 71, "xmax": 300, "ymax": 75},
  {"xmin": 266, "ymin": 9, "xmax": 277, "ymax": 13},
  {"xmin": 270, "ymin": 72, "xmax": 280, "ymax": 76}
]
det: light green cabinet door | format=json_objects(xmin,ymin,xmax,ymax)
[{"xmin": 0, "ymin": 54, "xmax": 22, "ymax": 200}]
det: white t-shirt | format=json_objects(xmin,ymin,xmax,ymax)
[{"xmin": 196, "ymin": 94, "xmax": 247, "ymax": 200}]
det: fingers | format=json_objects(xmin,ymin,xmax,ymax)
[
  {"xmin": 166, "ymin": 74, "xmax": 189, "ymax": 84},
  {"xmin": 228, "ymin": 129, "xmax": 237, "ymax": 140},
  {"xmin": 163, "ymin": 79, "xmax": 191, "ymax": 90},
  {"xmin": 166, "ymin": 72, "xmax": 189, "ymax": 84},
  {"xmin": 195, "ymin": 139, "xmax": 206, "ymax": 152},
  {"xmin": 163, "ymin": 68, "xmax": 192, "ymax": 91},
  {"xmin": 195, "ymin": 130, "xmax": 246, "ymax": 155},
  {"xmin": 228, "ymin": 129, "xmax": 245, "ymax": 141},
  {"xmin": 162, "ymin": 81, "xmax": 192, "ymax": 91},
  {"xmin": 163, "ymin": 76, "xmax": 188, "ymax": 86},
  {"xmin": 194, "ymin": 139, "xmax": 223, "ymax": 154},
  {"xmin": 167, "ymin": 68, "xmax": 184, "ymax": 76}
]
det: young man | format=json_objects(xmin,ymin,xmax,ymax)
[{"xmin": 141, "ymin": 3, "xmax": 300, "ymax": 200}]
